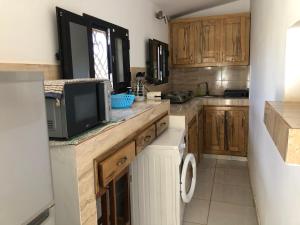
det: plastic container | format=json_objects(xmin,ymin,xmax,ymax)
[{"xmin": 111, "ymin": 94, "xmax": 135, "ymax": 109}]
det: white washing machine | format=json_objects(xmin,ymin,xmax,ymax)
[{"xmin": 130, "ymin": 116, "xmax": 197, "ymax": 225}]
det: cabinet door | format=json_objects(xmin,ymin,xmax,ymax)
[
  {"xmin": 171, "ymin": 22, "xmax": 195, "ymax": 65},
  {"xmin": 225, "ymin": 110, "xmax": 248, "ymax": 156},
  {"xmin": 97, "ymin": 168, "xmax": 131, "ymax": 225},
  {"xmin": 204, "ymin": 109, "xmax": 225, "ymax": 154},
  {"xmin": 188, "ymin": 116, "xmax": 199, "ymax": 162},
  {"xmin": 198, "ymin": 109, "xmax": 204, "ymax": 160},
  {"xmin": 195, "ymin": 19, "xmax": 221, "ymax": 65},
  {"xmin": 221, "ymin": 15, "xmax": 250, "ymax": 65}
]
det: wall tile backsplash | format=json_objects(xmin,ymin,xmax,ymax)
[{"xmin": 170, "ymin": 66, "xmax": 250, "ymax": 96}]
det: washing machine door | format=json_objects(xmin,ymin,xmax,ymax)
[{"xmin": 180, "ymin": 153, "xmax": 197, "ymax": 203}]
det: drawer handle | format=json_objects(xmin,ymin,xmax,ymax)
[
  {"xmin": 144, "ymin": 135, "xmax": 152, "ymax": 143},
  {"xmin": 160, "ymin": 122, "xmax": 167, "ymax": 127},
  {"xmin": 117, "ymin": 157, "xmax": 128, "ymax": 166}
]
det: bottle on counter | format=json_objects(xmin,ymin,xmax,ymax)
[{"xmin": 135, "ymin": 72, "xmax": 145, "ymax": 102}]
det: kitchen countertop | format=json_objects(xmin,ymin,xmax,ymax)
[
  {"xmin": 170, "ymin": 97, "xmax": 249, "ymax": 123},
  {"xmin": 50, "ymin": 100, "xmax": 170, "ymax": 146},
  {"xmin": 264, "ymin": 101, "xmax": 300, "ymax": 164},
  {"xmin": 266, "ymin": 101, "xmax": 300, "ymax": 128}
]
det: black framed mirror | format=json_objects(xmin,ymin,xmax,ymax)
[{"xmin": 146, "ymin": 39, "xmax": 169, "ymax": 85}]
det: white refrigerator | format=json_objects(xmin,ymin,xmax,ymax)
[{"xmin": 0, "ymin": 72, "xmax": 55, "ymax": 225}]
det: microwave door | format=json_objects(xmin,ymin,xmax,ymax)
[
  {"xmin": 64, "ymin": 82, "xmax": 99, "ymax": 138},
  {"xmin": 97, "ymin": 82, "xmax": 111, "ymax": 122}
]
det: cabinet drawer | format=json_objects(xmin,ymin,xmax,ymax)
[
  {"xmin": 99, "ymin": 141, "xmax": 135, "ymax": 187},
  {"xmin": 136, "ymin": 124, "xmax": 156, "ymax": 154},
  {"xmin": 156, "ymin": 115, "xmax": 169, "ymax": 136}
]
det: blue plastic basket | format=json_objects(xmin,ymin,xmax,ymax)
[{"xmin": 111, "ymin": 94, "xmax": 135, "ymax": 109}]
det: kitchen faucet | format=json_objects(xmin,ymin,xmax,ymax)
[{"xmin": 199, "ymin": 82, "xmax": 209, "ymax": 96}]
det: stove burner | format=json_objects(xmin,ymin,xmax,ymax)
[{"xmin": 162, "ymin": 91, "xmax": 193, "ymax": 104}]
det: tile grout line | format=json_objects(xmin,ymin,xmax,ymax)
[{"xmin": 205, "ymin": 160, "xmax": 217, "ymax": 225}]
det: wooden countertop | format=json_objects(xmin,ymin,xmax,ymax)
[
  {"xmin": 266, "ymin": 101, "xmax": 300, "ymax": 128},
  {"xmin": 264, "ymin": 101, "xmax": 300, "ymax": 164}
]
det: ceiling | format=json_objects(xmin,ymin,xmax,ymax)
[{"xmin": 150, "ymin": 0, "xmax": 238, "ymax": 19}]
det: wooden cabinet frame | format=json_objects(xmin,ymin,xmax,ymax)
[
  {"xmin": 170, "ymin": 12, "xmax": 250, "ymax": 68},
  {"xmin": 188, "ymin": 116, "xmax": 199, "ymax": 161},
  {"xmin": 203, "ymin": 106, "xmax": 248, "ymax": 156},
  {"xmin": 98, "ymin": 168, "xmax": 131, "ymax": 225},
  {"xmin": 94, "ymin": 113, "xmax": 170, "ymax": 225},
  {"xmin": 170, "ymin": 22, "xmax": 195, "ymax": 65}
]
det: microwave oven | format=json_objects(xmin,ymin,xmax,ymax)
[{"xmin": 45, "ymin": 79, "xmax": 112, "ymax": 139}]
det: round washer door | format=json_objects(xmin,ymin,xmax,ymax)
[{"xmin": 180, "ymin": 153, "xmax": 197, "ymax": 203}]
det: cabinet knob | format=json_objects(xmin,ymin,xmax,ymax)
[
  {"xmin": 144, "ymin": 135, "xmax": 152, "ymax": 143},
  {"xmin": 160, "ymin": 122, "xmax": 167, "ymax": 127},
  {"xmin": 117, "ymin": 157, "xmax": 128, "ymax": 166}
]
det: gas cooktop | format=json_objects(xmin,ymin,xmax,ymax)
[{"xmin": 162, "ymin": 91, "xmax": 193, "ymax": 104}]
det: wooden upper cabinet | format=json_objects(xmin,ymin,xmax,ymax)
[
  {"xmin": 195, "ymin": 19, "xmax": 221, "ymax": 65},
  {"xmin": 170, "ymin": 13, "xmax": 250, "ymax": 67},
  {"xmin": 221, "ymin": 15, "xmax": 250, "ymax": 65},
  {"xmin": 171, "ymin": 22, "xmax": 195, "ymax": 65}
]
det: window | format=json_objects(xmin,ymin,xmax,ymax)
[
  {"xmin": 147, "ymin": 39, "xmax": 169, "ymax": 85},
  {"xmin": 92, "ymin": 28, "xmax": 109, "ymax": 80},
  {"xmin": 85, "ymin": 14, "xmax": 131, "ymax": 92},
  {"xmin": 56, "ymin": 7, "xmax": 131, "ymax": 93}
]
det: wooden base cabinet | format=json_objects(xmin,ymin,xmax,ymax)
[
  {"xmin": 188, "ymin": 116, "xmax": 199, "ymax": 162},
  {"xmin": 96, "ymin": 142, "xmax": 135, "ymax": 225},
  {"xmin": 203, "ymin": 106, "xmax": 248, "ymax": 156},
  {"xmin": 98, "ymin": 169, "xmax": 131, "ymax": 225},
  {"xmin": 198, "ymin": 109, "xmax": 204, "ymax": 160}
]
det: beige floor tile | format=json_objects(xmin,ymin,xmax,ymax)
[
  {"xmin": 208, "ymin": 202, "xmax": 258, "ymax": 225},
  {"xmin": 183, "ymin": 222, "xmax": 202, "ymax": 225},
  {"xmin": 214, "ymin": 168, "xmax": 250, "ymax": 187},
  {"xmin": 197, "ymin": 168, "xmax": 215, "ymax": 184},
  {"xmin": 216, "ymin": 159, "xmax": 248, "ymax": 170},
  {"xmin": 198, "ymin": 158, "xmax": 217, "ymax": 169},
  {"xmin": 184, "ymin": 199, "xmax": 210, "ymax": 224},
  {"xmin": 212, "ymin": 183, "xmax": 254, "ymax": 206},
  {"xmin": 193, "ymin": 179, "xmax": 213, "ymax": 200}
]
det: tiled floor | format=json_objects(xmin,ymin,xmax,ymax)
[{"xmin": 183, "ymin": 158, "xmax": 258, "ymax": 225}]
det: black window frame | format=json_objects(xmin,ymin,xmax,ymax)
[
  {"xmin": 83, "ymin": 14, "xmax": 131, "ymax": 93},
  {"xmin": 56, "ymin": 7, "xmax": 131, "ymax": 93},
  {"xmin": 56, "ymin": 7, "xmax": 93, "ymax": 79},
  {"xmin": 110, "ymin": 25, "xmax": 131, "ymax": 92},
  {"xmin": 84, "ymin": 14, "xmax": 113, "ymax": 84},
  {"xmin": 147, "ymin": 39, "xmax": 169, "ymax": 85}
]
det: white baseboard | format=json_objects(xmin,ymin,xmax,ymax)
[{"xmin": 203, "ymin": 154, "xmax": 248, "ymax": 161}]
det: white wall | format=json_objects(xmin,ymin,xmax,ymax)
[
  {"xmin": 180, "ymin": 0, "xmax": 250, "ymax": 18},
  {"xmin": 249, "ymin": 0, "xmax": 300, "ymax": 225},
  {"xmin": 0, "ymin": 0, "xmax": 168, "ymax": 67}
]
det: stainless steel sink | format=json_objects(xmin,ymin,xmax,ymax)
[{"xmin": 198, "ymin": 95, "xmax": 224, "ymax": 98}]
